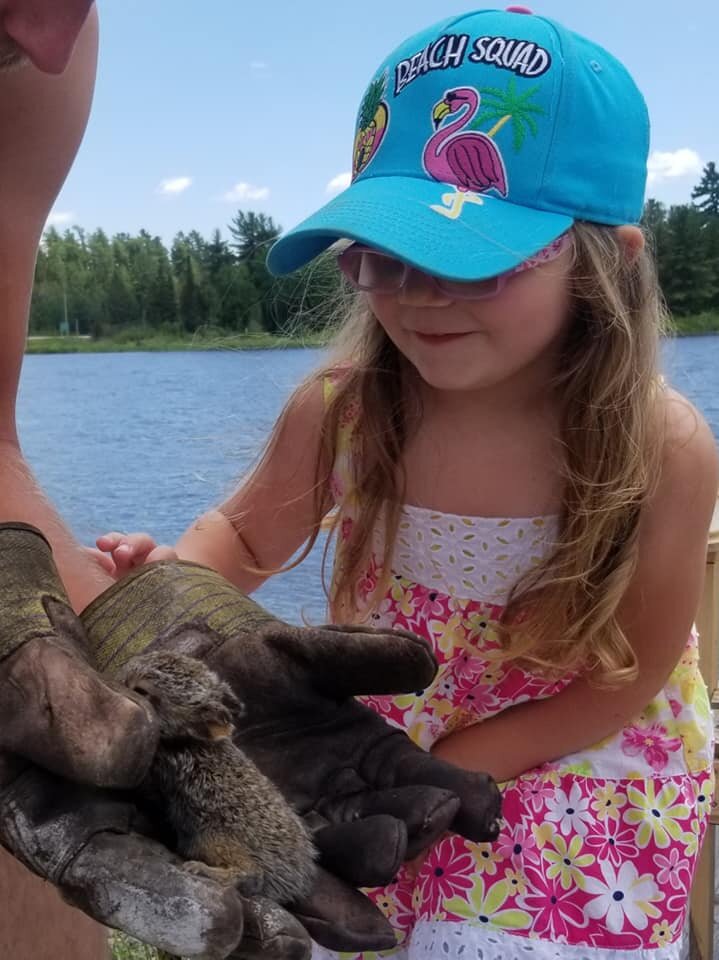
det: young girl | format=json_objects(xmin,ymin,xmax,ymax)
[{"xmin": 99, "ymin": 7, "xmax": 719, "ymax": 959}]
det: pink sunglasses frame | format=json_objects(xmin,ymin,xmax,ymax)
[{"xmin": 337, "ymin": 232, "xmax": 572, "ymax": 301}]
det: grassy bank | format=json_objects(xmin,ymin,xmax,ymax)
[
  {"xmin": 670, "ymin": 312, "xmax": 719, "ymax": 336},
  {"xmin": 25, "ymin": 313, "xmax": 719, "ymax": 353},
  {"xmin": 25, "ymin": 330, "xmax": 331, "ymax": 354}
]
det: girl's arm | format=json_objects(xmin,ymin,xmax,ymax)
[
  {"xmin": 176, "ymin": 378, "xmax": 333, "ymax": 593},
  {"xmin": 433, "ymin": 396, "xmax": 719, "ymax": 784}
]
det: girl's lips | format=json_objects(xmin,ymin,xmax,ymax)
[{"xmin": 414, "ymin": 331, "xmax": 472, "ymax": 344}]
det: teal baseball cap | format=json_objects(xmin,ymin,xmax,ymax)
[{"xmin": 267, "ymin": 6, "xmax": 649, "ymax": 281}]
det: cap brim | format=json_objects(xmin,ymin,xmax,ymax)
[{"xmin": 267, "ymin": 176, "xmax": 573, "ymax": 281}]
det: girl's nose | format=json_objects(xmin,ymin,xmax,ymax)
[
  {"xmin": 397, "ymin": 268, "xmax": 454, "ymax": 307},
  {"xmin": 3, "ymin": 0, "xmax": 94, "ymax": 74}
]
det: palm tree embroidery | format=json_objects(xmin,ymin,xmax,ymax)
[{"xmin": 470, "ymin": 76, "xmax": 546, "ymax": 152}]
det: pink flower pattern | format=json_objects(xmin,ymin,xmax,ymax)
[
  {"xmin": 621, "ymin": 723, "xmax": 683, "ymax": 772},
  {"xmin": 413, "ymin": 837, "xmax": 476, "ymax": 916},
  {"xmin": 324, "ymin": 394, "xmax": 712, "ymax": 958},
  {"xmin": 348, "ymin": 571, "xmax": 711, "ymax": 956},
  {"xmin": 519, "ymin": 862, "xmax": 588, "ymax": 939}
]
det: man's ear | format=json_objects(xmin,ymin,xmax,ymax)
[{"xmin": 616, "ymin": 224, "xmax": 645, "ymax": 264}]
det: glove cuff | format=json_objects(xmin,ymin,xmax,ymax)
[
  {"xmin": 81, "ymin": 560, "xmax": 274, "ymax": 675},
  {"xmin": 0, "ymin": 523, "xmax": 71, "ymax": 662}
]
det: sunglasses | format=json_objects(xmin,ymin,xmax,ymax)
[{"xmin": 337, "ymin": 232, "xmax": 571, "ymax": 301}]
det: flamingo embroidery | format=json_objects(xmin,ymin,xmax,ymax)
[{"xmin": 423, "ymin": 86, "xmax": 508, "ymax": 220}]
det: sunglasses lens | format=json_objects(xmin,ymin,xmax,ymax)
[
  {"xmin": 340, "ymin": 248, "xmax": 404, "ymax": 293},
  {"xmin": 338, "ymin": 233, "xmax": 571, "ymax": 299}
]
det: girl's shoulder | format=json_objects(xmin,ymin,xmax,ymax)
[
  {"xmin": 660, "ymin": 387, "xmax": 717, "ymax": 480},
  {"xmin": 278, "ymin": 374, "xmax": 327, "ymax": 434},
  {"xmin": 648, "ymin": 386, "xmax": 717, "ymax": 534}
]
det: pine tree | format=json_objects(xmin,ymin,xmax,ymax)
[
  {"xmin": 661, "ymin": 205, "xmax": 713, "ymax": 315},
  {"xmin": 148, "ymin": 254, "xmax": 178, "ymax": 328},
  {"xmin": 206, "ymin": 229, "xmax": 234, "ymax": 277},
  {"xmin": 178, "ymin": 252, "xmax": 208, "ymax": 332},
  {"xmin": 691, "ymin": 161, "xmax": 719, "ymax": 216},
  {"xmin": 107, "ymin": 264, "xmax": 138, "ymax": 329},
  {"xmin": 228, "ymin": 211, "xmax": 280, "ymax": 261},
  {"xmin": 703, "ymin": 216, "xmax": 719, "ymax": 310}
]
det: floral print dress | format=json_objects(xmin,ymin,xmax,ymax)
[{"xmin": 315, "ymin": 381, "xmax": 714, "ymax": 960}]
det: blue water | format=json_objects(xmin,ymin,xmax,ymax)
[{"xmin": 16, "ymin": 337, "xmax": 719, "ymax": 623}]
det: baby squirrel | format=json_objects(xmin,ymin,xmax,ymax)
[{"xmin": 116, "ymin": 650, "xmax": 317, "ymax": 904}]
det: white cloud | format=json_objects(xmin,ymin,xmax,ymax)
[
  {"xmin": 158, "ymin": 176, "xmax": 193, "ymax": 194},
  {"xmin": 45, "ymin": 210, "xmax": 74, "ymax": 227},
  {"xmin": 647, "ymin": 148, "xmax": 702, "ymax": 185},
  {"xmin": 326, "ymin": 171, "xmax": 351, "ymax": 194},
  {"xmin": 223, "ymin": 182, "xmax": 270, "ymax": 203},
  {"xmin": 250, "ymin": 60, "xmax": 268, "ymax": 71}
]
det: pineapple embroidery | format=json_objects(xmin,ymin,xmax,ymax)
[{"xmin": 352, "ymin": 70, "xmax": 390, "ymax": 178}]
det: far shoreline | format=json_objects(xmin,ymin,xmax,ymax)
[
  {"xmin": 24, "ymin": 321, "xmax": 719, "ymax": 355},
  {"xmin": 25, "ymin": 331, "xmax": 332, "ymax": 355}
]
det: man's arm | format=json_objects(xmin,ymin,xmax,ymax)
[{"xmin": 0, "ymin": 9, "xmax": 111, "ymax": 609}]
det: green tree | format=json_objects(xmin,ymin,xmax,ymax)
[
  {"xmin": 227, "ymin": 211, "xmax": 283, "ymax": 332},
  {"xmin": 228, "ymin": 211, "xmax": 280, "ymax": 262},
  {"xmin": 702, "ymin": 216, "xmax": 719, "ymax": 310},
  {"xmin": 170, "ymin": 232, "xmax": 189, "ymax": 275},
  {"xmin": 147, "ymin": 252, "xmax": 178, "ymax": 328},
  {"xmin": 205, "ymin": 229, "xmax": 234, "ymax": 278},
  {"xmin": 692, "ymin": 161, "xmax": 719, "ymax": 216},
  {"xmin": 178, "ymin": 252, "xmax": 208, "ymax": 332},
  {"xmin": 641, "ymin": 198, "xmax": 672, "ymax": 281},
  {"xmin": 107, "ymin": 264, "xmax": 138, "ymax": 329},
  {"xmin": 125, "ymin": 231, "xmax": 158, "ymax": 329},
  {"xmin": 661, "ymin": 205, "xmax": 713, "ymax": 315},
  {"xmin": 31, "ymin": 239, "xmax": 65, "ymax": 334}
]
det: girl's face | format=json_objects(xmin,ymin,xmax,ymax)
[{"xmin": 367, "ymin": 242, "xmax": 574, "ymax": 399}]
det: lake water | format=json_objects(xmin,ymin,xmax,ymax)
[{"xmin": 16, "ymin": 337, "xmax": 719, "ymax": 623}]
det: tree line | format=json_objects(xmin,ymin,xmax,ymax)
[
  {"xmin": 29, "ymin": 162, "xmax": 719, "ymax": 339},
  {"xmin": 30, "ymin": 212, "xmax": 339, "ymax": 339}
]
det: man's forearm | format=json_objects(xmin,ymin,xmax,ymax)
[{"xmin": 0, "ymin": 439, "xmax": 111, "ymax": 611}]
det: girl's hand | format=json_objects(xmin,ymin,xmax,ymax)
[{"xmin": 93, "ymin": 531, "xmax": 178, "ymax": 579}]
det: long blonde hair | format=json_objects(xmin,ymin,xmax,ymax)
[{"xmin": 241, "ymin": 223, "xmax": 669, "ymax": 685}]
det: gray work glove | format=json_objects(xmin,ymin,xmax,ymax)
[
  {"xmin": 82, "ymin": 560, "xmax": 503, "ymax": 957},
  {"xmin": 0, "ymin": 524, "xmax": 247, "ymax": 959}
]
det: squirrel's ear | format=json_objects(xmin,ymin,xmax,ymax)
[{"xmin": 221, "ymin": 683, "xmax": 245, "ymax": 717}]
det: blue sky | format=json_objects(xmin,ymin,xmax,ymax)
[{"xmin": 49, "ymin": 0, "xmax": 719, "ymax": 245}]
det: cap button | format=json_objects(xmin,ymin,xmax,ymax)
[{"xmin": 506, "ymin": 5, "xmax": 533, "ymax": 12}]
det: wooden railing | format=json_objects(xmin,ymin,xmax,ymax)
[{"xmin": 690, "ymin": 497, "xmax": 719, "ymax": 959}]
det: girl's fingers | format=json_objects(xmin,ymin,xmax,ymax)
[
  {"xmin": 94, "ymin": 533, "xmax": 175, "ymax": 575},
  {"xmin": 112, "ymin": 543, "xmax": 138, "ymax": 574},
  {"xmin": 96, "ymin": 531, "xmax": 125, "ymax": 551},
  {"xmin": 146, "ymin": 545, "xmax": 179, "ymax": 564},
  {"xmin": 97, "ymin": 533, "xmax": 158, "ymax": 562}
]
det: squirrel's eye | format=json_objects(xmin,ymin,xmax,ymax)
[{"xmin": 132, "ymin": 684, "xmax": 151, "ymax": 697}]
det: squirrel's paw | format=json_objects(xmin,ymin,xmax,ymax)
[{"xmin": 182, "ymin": 859, "xmax": 264, "ymax": 897}]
